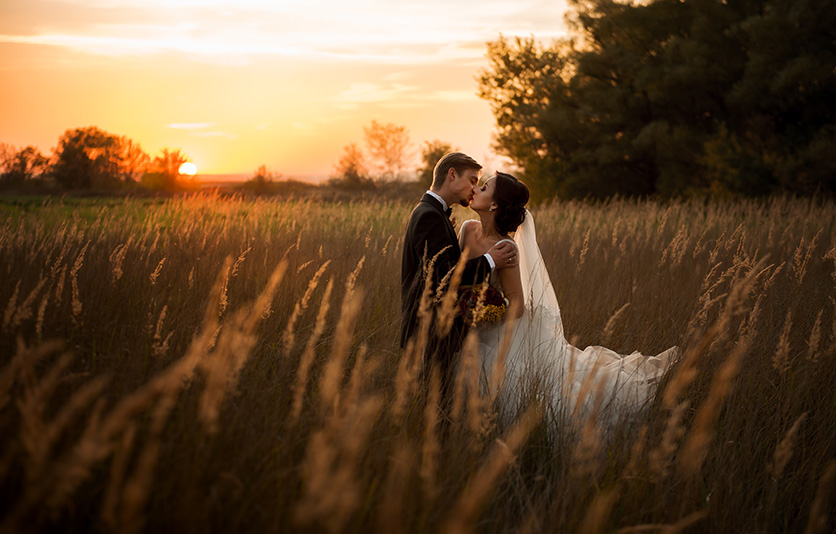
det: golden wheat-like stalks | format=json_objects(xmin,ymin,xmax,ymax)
[
  {"xmin": 772, "ymin": 310, "xmax": 793, "ymax": 375},
  {"xmin": 577, "ymin": 488, "xmax": 619, "ymax": 534},
  {"xmin": 148, "ymin": 257, "xmax": 166, "ymax": 286},
  {"xmin": 771, "ymin": 411, "xmax": 808, "ymax": 479},
  {"xmin": 451, "ymin": 332, "xmax": 479, "ymax": 427},
  {"xmin": 434, "ymin": 252, "xmax": 467, "ymax": 338},
  {"xmin": 230, "ymin": 245, "xmax": 252, "ymax": 278},
  {"xmin": 623, "ymin": 424, "xmax": 650, "ymax": 479},
  {"xmin": 420, "ymin": 367, "xmax": 442, "ymax": 503},
  {"xmin": 293, "ymin": 395, "xmax": 383, "ymax": 532},
  {"xmin": 804, "ymin": 460, "xmax": 836, "ymax": 534},
  {"xmin": 378, "ymin": 438, "xmax": 416, "ymax": 534},
  {"xmin": 282, "ymin": 260, "xmax": 331, "ymax": 357},
  {"xmin": 2, "ymin": 280, "xmax": 21, "ymax": 332},
  {"xmin": 101, "ymin": 422, "xmax": 138, "ymax": 531},
  {"xmin": 108, "ymin": 241, "xmax": 129, "ymax": 284},
  {"xmin": 69, "ymin": 242, "xmax": 89, "ymax": 326},
  {"xmin": 10, "ymin": 277, "xmax": 47, "ymax": 331},
  {"xmin": 616, "ymin": 510, "xmax": 707, "ymax": 534},
  {"xmin": 392, "ymin": 251, "xmax": 440, "ymax": 420},
  {"xmin": 648, "ymin": 401, "xmax": 689, "ymax": 479},
  {"xmin": 199, "ymin": 260, "xmax": 288, "ymax": 433},
  {"xmin": 441, "ymin": 407, "xmax": 540, "ymax": 534},
  {"xmin": 319, "ymin": 287, "xmax": 364, "ymax": 414},
  {"xmin": 807, "ymin": 309, "xmax": 824, "ymax": 363},
  {"xmin": 679, "ymin": 335, "xmax": 751, "ymax": 478},
  {"xmin": 792, "ymin": 229, "xmax": 822, "ymax": 285},
  {"xmin": 601, "ymin": 302, "xmax": 631, "ymax": 346},
  {"xmin": 289, "ymin": 278, "xmax": 334, "ymax": 424}
]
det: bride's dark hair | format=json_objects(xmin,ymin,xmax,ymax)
[{"xmin": 493, "ymin": 171, "xmax": 529, "ymax": 235}]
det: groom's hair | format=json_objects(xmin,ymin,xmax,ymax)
[{"xmin": 432, "ymin": 152, "xmax": 481, "ymax": 189}]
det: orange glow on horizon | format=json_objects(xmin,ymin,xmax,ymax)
[{"xmin": 0, "ymin": 0, "xmax": 569, "ymax": 180}]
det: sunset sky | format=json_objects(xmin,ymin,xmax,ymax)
[{"xmin": 1, "ymin": 0, "xmax": 569, "ymax": 180}]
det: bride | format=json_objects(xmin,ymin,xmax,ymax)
[{"xmin": 459, "ymin": 172, "xmax": 678, "ymax": 425}]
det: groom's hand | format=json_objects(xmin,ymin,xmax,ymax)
[{"xmin": 488, "ymin": 241, "xmax": 517, "ymax": 269}]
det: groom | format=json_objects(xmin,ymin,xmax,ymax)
[{"xmin": 400, "ymin": 152, "xmax": 517, "ymax": 408}]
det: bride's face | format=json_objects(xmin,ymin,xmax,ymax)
[{"xmin": 470, "ymin": 176, "xmax": 497, "ymax": 213}]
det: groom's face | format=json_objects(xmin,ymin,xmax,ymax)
[{"xmin": 451, "ymin": 168, "xmax": 480, "ymax": 207}]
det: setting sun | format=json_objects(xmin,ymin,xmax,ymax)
[{"xmin": 179, "ymin": 162, "xmax": 198, "ymax": 176}]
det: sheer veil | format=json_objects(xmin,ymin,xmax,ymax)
[
  {"xmin": 487, "ymin": 208, "xmax": 679, "ymax": 424},
  {"xmin": 513, "ymin": 209, "xmax": 563, "ymax": 339}
]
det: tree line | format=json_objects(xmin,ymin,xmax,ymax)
[
  {"xmin": 242, "ymin": 119, "xmax": 457, "ymax": 194},
  {"xmin": 1, "ymin": 121, "xmax": 456, "ymax": 195},
  {"xmin": 329, "ymin": 120, "xmax": 457, "ymax": 191},
  {"xmin": 0, "ymin": 126, "xmax": 193, "ymax": 191},
  {"xmin": 479, "ymin": 0, "xmax": 836, "ymax": 200}
]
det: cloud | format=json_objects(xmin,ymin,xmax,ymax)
[
  {"xmin": 333, "ymin": 82, "xmax": 418, "ymax": 106},
  {"xmin": 428, "ymin": 90, "xmax": 477, "ymax": 102},
  {"xmin": 382, "ymin": 72, "xmax": 413, "ymax": 82},
  {"xmin": 331, "ymin": 82, "xmax": 478, "ymax": 110},
  {"xmin": 0, "ymin": 0, "xmax": 569, "ymax": 64},
  {"xmin": 168, "ymin": 122, "xmax": 215, "ymax": 129},
  {"xmin": 190, "ymin": 131, "xmax": 238, "ymax": 140},
  {"xmin": 167, "ymin": 123, "xmax": 236, "ymax": 139},
  {"xmin": 291, "ymin": 123, "xmax": 316, "ymax": 135}
]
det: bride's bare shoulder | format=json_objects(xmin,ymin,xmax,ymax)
[
  {"xmin": 461, "ymin": 218, "xmax": 479, "ymax": 235},
  {"xmin": 459, "ymin": 219, "xmax": 479, "ymax": 247}
]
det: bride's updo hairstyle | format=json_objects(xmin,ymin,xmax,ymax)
[{"xmin": 493, "ymin": 171, "xmax": 529, "ymax": 235}]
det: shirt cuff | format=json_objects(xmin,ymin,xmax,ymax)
[{"xmin": 483, "ymin": 253, "xmax": 496, "ymax": 271}]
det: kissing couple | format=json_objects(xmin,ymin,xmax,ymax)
[{"xmin": 400, "ymin": 152, "xmax": 678, "ymax": 425}]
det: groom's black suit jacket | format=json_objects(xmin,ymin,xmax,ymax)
[{"xmin": 400, "ymin": 193, "xmax": 491, "ymax": 351}]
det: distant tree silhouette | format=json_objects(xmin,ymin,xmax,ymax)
[
  {"xmin": 417, "ymin": 140, "xmax": 455, "ymax": 188},
  {"xmin": 141, "ymin": 148, "xmax": 190, "ymax": 190},
  {"xmin": 0, "ymin": 146, "xmax": 49, "ymax": 184},
  {"xmin": 0, "ymin": 143, "xmax": 13, "ymax": 176},
  {"xmin": 253, "ymin": 164, "xmax": 280, "ymax": 183},
  {"xmin": 363, "ymin": 120, "xmax": 411, "ymax": 181},
  {"xmin": 116, "ymin": 138, "xmax": 150, "ymax": 184},
  {"xmin": 243, "ymin": 165, "xmax": 281, "ymax": 195},
  {"xmin": 240, "ymin": 165, "xmax": 316, "ymax": 196},
  {"xmin": 52, "ymin": 127, "xmax": 149, "ymax": 189},
  {"xmin": 330, "ymin": 143, "xmax": 375, "ymax": 189}
]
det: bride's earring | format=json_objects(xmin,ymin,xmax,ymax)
[{"xmin": 489, "ymin": 204, "xmax": 496, "ymax": 212}]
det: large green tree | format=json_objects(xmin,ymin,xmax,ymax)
[{"xmin": 479, "ymin": 0, "xmax": 836, "ymax": 199}]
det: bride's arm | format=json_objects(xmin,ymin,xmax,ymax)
[{"xmin": 498, "ymin": 250, "xmax": 524, "ymax": 319}]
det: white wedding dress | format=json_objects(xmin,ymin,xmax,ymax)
[{"xmin": 459, "ymin": 215, "xmax": 678, "ymax": 426}]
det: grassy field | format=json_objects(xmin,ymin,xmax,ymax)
[{"xmin": 1, "ymin": 193, "xmax": 835, "ymax": 533}]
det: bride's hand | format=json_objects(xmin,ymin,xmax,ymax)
[{"xmin": 489, "ymin": 241, "xmax": 517, "ymax": 269}]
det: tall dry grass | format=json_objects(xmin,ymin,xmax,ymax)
[{"xmin": 0, "ymin": 193, "xmax": 834, "ymax": 533}]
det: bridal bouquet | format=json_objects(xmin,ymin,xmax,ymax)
[{"xmin": 458, "ymin": 284, "xmax": 508, "ymax": 326}]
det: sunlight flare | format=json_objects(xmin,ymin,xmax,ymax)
[{"xmin": 179, "ymin": 162, "xmax": 198, "ymax": 176}]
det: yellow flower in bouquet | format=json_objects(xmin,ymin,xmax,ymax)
[{"xmin": 458, "ymin": 283, "xmax": 508, "ymax": 326}]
